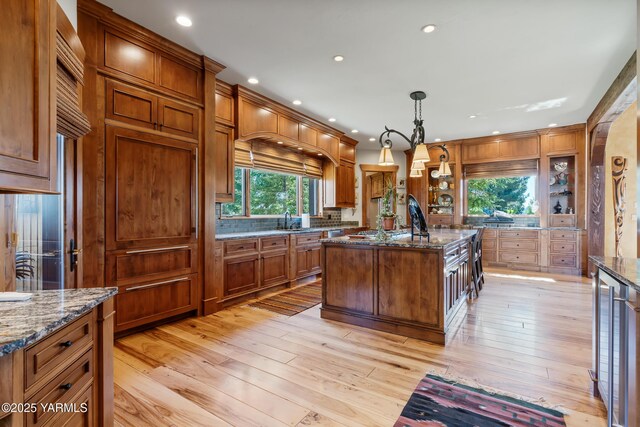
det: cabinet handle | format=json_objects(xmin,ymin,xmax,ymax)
[
  {"xmin": 60, "ymin": 340, "xmax": 73, "ymax": 348},
  {"xmin": 153, "ymin": 122, "xmax": 158, "ymax": 130},
  {"xmin": 125, "ymin": 277, "xmax": 189, "ymax": 292},
  {"xmin": 60, "ymin": 383, "xmax": 73, "ymax": 391},
  {"xmin": 126, "ymin": 245, "xmax": 189, "ymax": 254}
]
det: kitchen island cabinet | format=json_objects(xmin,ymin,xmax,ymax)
[{"xmin": 321, "ymin": 230, "xmax": 475, "ymax": 344}]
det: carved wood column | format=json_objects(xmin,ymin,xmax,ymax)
[{"xmin": 587, "ymin": 122, "xmax": 611, "ymax": 272}]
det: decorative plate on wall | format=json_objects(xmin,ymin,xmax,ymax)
[
  {"xmin": 439, "ymin": 181, "xmax": 449, "ymax": 190},
  {"xmin": 438, "ymin": 194, "xmax": 453, "ymax": 206}
]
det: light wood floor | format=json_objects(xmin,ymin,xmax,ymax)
[{"xmin": 113, "ymin": 270, "xmax": 606, "ymax": 427}]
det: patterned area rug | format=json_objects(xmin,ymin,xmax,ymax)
[
  {"xmin": 248, "ymin": 282, "xmax": 322, "ymax": 316},
  {"xmin": 395, "ymin": 374, "xmax": 566, "ymax": 427}
]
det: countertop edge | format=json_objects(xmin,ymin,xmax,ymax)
[
  {"xmin": 0, "ymin": 287, "xmax": 118, "ymax": 357},
  {"xmin": 589, "ymin": 256, "xmax": 640, "ymax": 291},
  {"xmin": 215, "ymin": 225, "xmax": 363, "ymax": 240}
]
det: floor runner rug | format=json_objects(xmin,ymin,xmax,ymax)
[
  {"xmin": 395, "ymin": 374, "xmax": 566, "ymax": 427},
  {"xmin": 248, "ymin": 282, "xmax": 322, "ymax": 316}
]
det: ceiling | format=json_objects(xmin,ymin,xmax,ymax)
[{"xmin": 99, "ymin": 0, "xmax": 636, "ymax": 150}]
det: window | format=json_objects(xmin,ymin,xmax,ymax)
[
  {"xmin": 467, "ymin": 176, "xmax": 538, "ymax": 215},
  {"xmin": 222, "ymin": 167, "xmax": 321, "ymax": 217}
]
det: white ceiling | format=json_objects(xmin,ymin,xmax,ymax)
[{"xmin": 99, "ymin": 0, "xmax": 635, "ymax": 150}]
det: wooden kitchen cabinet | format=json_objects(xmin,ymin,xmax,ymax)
[
  {"xmin": 106, "ymin": 79, "xmax": 200, "ymax": 140},
  {"xmin": 101, "ymin": 28, "xmax": 202, "ymax": 103},
  {"xmin": 224, "ymin": 255, "xmax": 260, "ymax": 296},
  {"xmin": 105, "ymin": 126, "xmax": 197, "ymax": 251},
  {"xmin": 293, "ymin": 233, "xmax": 323, "ymax": 279},
  {"xmin": 0, "ymin": 0, "xmax": 57, "ymax": 193},
  {"xmin": 214, "ymin": 125, "xmax": 235, "ymax": 202},
  {"xmin": 324, "ymin": 160, "xmax": 357, "ymax": 208},
  {"xmin": 261, "ymin": 250, "xmax": 289, "ymax": 287}
]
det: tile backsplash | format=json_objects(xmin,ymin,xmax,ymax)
[
  {"xmin": 463, "ymin": 216, "xmax": 540, "ymax": 227},
  {"xmin": 215, "ymin": 205, "xmax": 358, "ymax": 234}
]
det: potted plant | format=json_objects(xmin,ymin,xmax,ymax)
[{"xmin": 379, "ymin": 178, "xmax": 397, "ymax": 231}]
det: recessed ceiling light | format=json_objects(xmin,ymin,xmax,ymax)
[
  {"xmin": 351, "ymin": 129, "xmax": 359, "ymax": 134},
  {"xmin": 434, "ymin": 138, "xmax": 441, "ymax": 142},
  {"xmin": 297, "ymin": 147, "xmax": 303, "ymax": 150},
  {"xmin": 492, "ymin": 130, "xmax": 500, "ymax": 135},
  {"xmin": 369, "ymin": 137, "xmax": 376, "ymax": 142},
  {"xmin": 247, "ymin": 77, "xmax": 259, "ymax": 85},
  {"xmin": 318, "ymin": 153, "xmax": 323, "ymax": 156},
  {"xmin": 276, "ymin": 141, "xmax": 284, "ymax": 144},
  {"xmin": 548, "ymin": 123, "xmax": 558, "ymax": 127},
  {"xmin": 328, "ymin": 117, "xmax": 336, "ymax": 122},
  {"xmin": 421, "ymin": 24, "xmax": 437, "ymax": 33},
  {"xmin": 333, "ymin": 55, "xmax": 344, "ymax": 62},
  {"xmin": 469, "ymin": 115, "xmax": 477, "ymax": 119},
  {"xmin": 176, "ymin": 16, "xmax": 192, "ymax": 27},
  {"xmin": 292, "ymin": 100, "xmax": 302, "ymax": 106}
]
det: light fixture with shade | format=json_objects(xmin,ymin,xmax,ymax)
[
  {"xmin": 378, "ymin": 147, "xmax": 395, "ymax": 166},
  {"xmin": 377, "ymin": 91, "xmax": 451, "ymax": 178}
]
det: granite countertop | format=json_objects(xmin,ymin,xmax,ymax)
[
  {"xmin": 0, "ymin": 287, "xmax": 117, "ymax": 356},
  {"xmin": 321, "ymin": 229, "xmax": 477, "ymax": 249},
  {"xmin": 215, "ymin": 225, "xmax": 365, "ymax": 240},
  {"xmin": 590, "ymin": 256, "xmax": 640, "ymax": 291}
]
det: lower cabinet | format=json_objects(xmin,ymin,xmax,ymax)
[
  {"xmin": 294, "ymin": 245, "xmax": 321, "ymax": 278},
  {"xmin": 114, "ymin": 274, "xmax": 198, "ymax": 332},
  {"xmin": 260, "ymin": 250, "xmax": 289, "ymax": 287},
  {"xmin": 224, "ymin": 255, "xmax": 260, "ymax": 296},
  {"xmin": 0, "ymin": 302, "xmax": 114, "ymax": 427}
]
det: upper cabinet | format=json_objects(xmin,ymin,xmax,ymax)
[
  {"xmin": 0, "ymin": 0, "xmax": 57, "ymax": 193},
  {"xmin": 100, "ymin": 27, "xmax": 203, "ymax": 104},
  {"xmin": 234, "ymin": 85, "xmax": 342, "ymax": 164},
  {"xmin": 215, "ymin": 81, "xmax": 234, "ymax": 127},
  {"xmin": 324, "ymin": 136, "xmax": 357, "ymax": 208},
  {"xmin": 106, "ymin": 79, "xmax": 200, "ymax": 140},
  {"xmin": 462, "ymin": 134, "xmax": 539, "ymax": 164}
]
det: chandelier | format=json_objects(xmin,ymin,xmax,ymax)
[{"xmin": 377, "ymin": 91, "xmax": 451, "ymax": 178}]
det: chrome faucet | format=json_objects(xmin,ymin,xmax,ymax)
[{"xmin": 284, "ymin": 211, "xmax": 292, "ymax": 229}]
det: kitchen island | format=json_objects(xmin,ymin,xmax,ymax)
[{"xmin": 320, "ymin": 229, "xmax": 476, "ymax": 344}]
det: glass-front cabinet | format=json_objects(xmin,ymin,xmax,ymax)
[
  {"xmin": 548, "ymin": 155, "xmax": 576, "ymax": 227},
  {"xmin": 426, "ymin": 165, "xmax": 454, "ymax": 226}
]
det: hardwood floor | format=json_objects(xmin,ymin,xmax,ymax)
[{"xmin": 113, "ymin": 269, "xmax": 606, "ymax": 426}]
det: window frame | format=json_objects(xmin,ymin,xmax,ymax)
[
  {"xmin": 463, "ymin": 174, "xmax": 540, "ymax": 217},
  {"xmin": 221, "ymin": 167, "xmax": 323, "ymax": 218}
]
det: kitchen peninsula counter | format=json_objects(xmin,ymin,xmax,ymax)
[{"xmin": 320, "ymin": 230, "xmax": 475, "ymax": 344}]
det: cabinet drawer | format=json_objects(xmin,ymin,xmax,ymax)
[
  {"xmin": 499, "ymin": 252, "xmax": 538, "ymax": 265},
  {"xmin": 482, "ymin": 239, "xmax": 496, "ymax": 250},
  {"xmin": 549, "ymin": 214, "xmax": 576, "ymax": 228},
  {"xmin": 499, "ymin": 229, "xmax": 539, "ymax": 239},
  {"xmin": 115, "ymin": 274, "xmax": 198, "ymax": 332},
  {"xmin": 25, "ymin": 313, "xmax": 94, "ymax": 392},
  {"xmin": 550, "ymin": 254, "xmax": 577, "ymax": 268},
  {"xmin": 483, "ymin": 228, "xmax": 497, "ymax": 238},
  {"xmin": 49, "ymin": 384, "xmax": 93, "ymax": 427},
  {"xmin": 224, "ymin": 239, "xmax": 259, "ymax": 256},
  {"xmin": 25, "ymin": 349, "xmax": 93, "ymax": 427},
  {"xmin": 260, "ymin": 236, "xmax": 288, "ymax": 251},
  {"xmin": 483, "ymin": 250, "xmax": 497, "ymax": 263},
  {"xmin": 107, "ymin": 245, "xmax": 195, "ymax": 286},
  {"xmin": 295, "ymin": 232, "xmax": 322, "ymax": 246},
  {"xmin": 499, "ymin": 238, "xmax": 538, "ymax": 251},
  {"xmin": 550, "ymin": 230, "xmax": 577, "ymax": 241},
  {"xmin": 429, "ymin": 215, "xmax": 453, "ymax": 225},
  {"xmin": 550, "ymin": 241, "xmax": 577, "ymax": 254}
]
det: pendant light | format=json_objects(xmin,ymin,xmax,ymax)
[{"xmin": 377, "ymin": 90, "xmax": 451, "ymax": 177}]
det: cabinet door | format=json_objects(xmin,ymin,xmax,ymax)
[
  {"xmin": 214, "ymin": 125, "xmax": 235, "ymax": 202},
  {"xmin": 105, "ymin": 79, "xmax": 157, "ymax": 131},
  {"xmin": 295, "ymin": 247, "xmax": 309, "ymax": 278},
  {"xmin": 224, "ymin": 255, "xmax": 259, "ymax": 296},
  {"xmin": 336, "ymin": 161, "xmax": 355, "ymax": 207},
  {"xmin": 106, "ymin": 126, "xmax": 197, "ymax": 250},
  {"xmin": 261, "ymin": 251, "xmax": 289, "ymax": 287},
  {"xmin": 307, "ymin": 246, "xmax": 322, "ymax": 274},
  {"xmin": 158, "ymin": 97, "xmax": 200, "ymax": 140},
  {"xmin": 0, "ymin": 0, "xmax": 56, "ymax": 192},
  {"xmin": 371, "ymin": 174, "xmax": 384, "ymax": 198}
]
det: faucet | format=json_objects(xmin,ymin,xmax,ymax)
[{"xmin": 284, "ymin": 211, "xmax": 292, "ymax": 229}]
